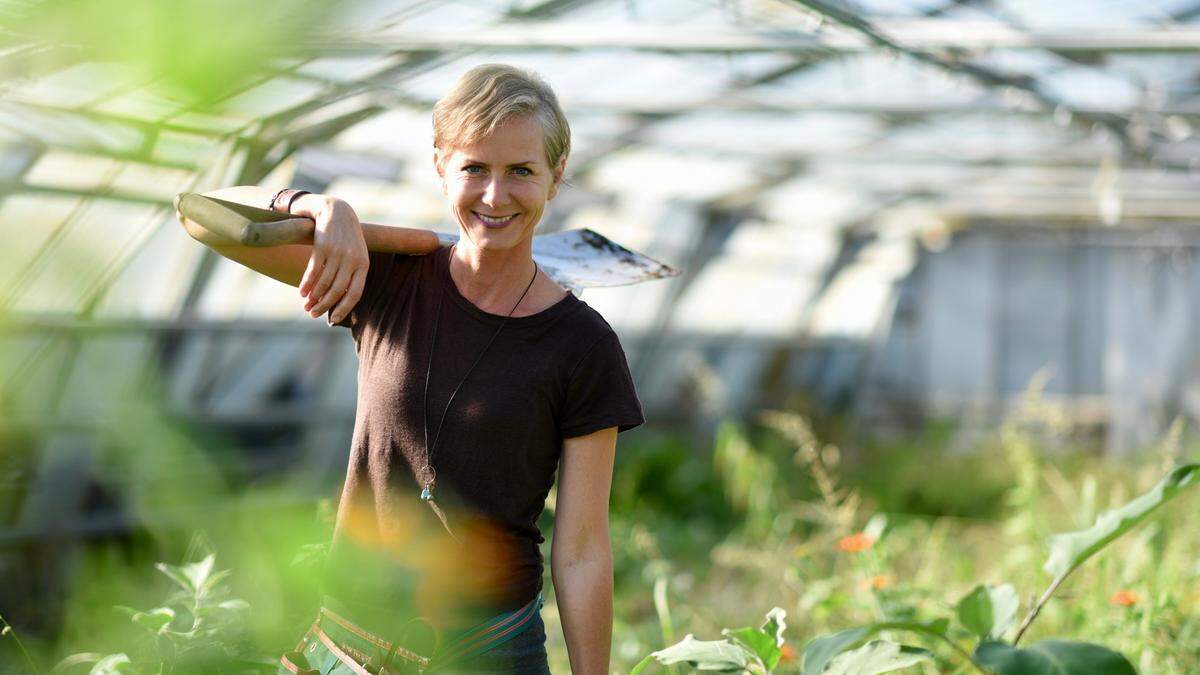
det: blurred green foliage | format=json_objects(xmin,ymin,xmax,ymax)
[{"xmin": 4, "ymin": 0, "xmax": 346, "ymax": 104}]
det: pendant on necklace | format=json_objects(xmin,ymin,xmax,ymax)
[{"xmin": 420, "ymin": 486, "xmax": 433, "ymax": 501}]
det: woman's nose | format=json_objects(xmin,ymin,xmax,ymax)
[{"xmin": 481, "ymin": 177, "xmax": 507, "ymax": 206}]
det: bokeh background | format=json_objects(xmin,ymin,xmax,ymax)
[{"xmin": 2, "ymin": 0, "xmax": 1200, "ymax": 672}]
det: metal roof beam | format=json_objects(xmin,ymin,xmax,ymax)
[
  {"xmin": 320, "ymin": 21, "xmax": 1200, "ymax": 55},
  {"xmin": 373, "ymin": 92, "xmax": 1200, "ymax": 119},
  {"xmin": 0, "ymin": 182, "xmax": 171, "ymax": 206},
  {"xmin": 786, "ymin": 0, "xmax": 1146, "ymax": 159}
]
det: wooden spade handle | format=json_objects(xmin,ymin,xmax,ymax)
[{"xmin": 175, "ymin": 192, "xmax": 441, "ymax": 254}]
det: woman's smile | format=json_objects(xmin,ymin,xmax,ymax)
[{"xmin": 474, "ymin": 211, "xmax": 521, "ymax": 228}]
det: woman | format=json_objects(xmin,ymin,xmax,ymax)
[{"xmin": 178, "ymin": 64, "xmax": 643, "ymax": 674}]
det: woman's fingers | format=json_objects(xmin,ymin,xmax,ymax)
[
  {"xmin": 299, "ymin": 254, "xmax": 325, "ymax": 298},
  {"xmin": 298, "ymin": 196, "xmax": 369, "ymax": 320},
  {"xmin": 329, "ymin": 268, "xmax": 366, "ymax": 325},
  {"xmin": 309, "ymin": 265, "xmax": 353, "ymax": 317},
  {"xmin": 306, "ymin": 257, "xmax": 340, "ymax": 310}
]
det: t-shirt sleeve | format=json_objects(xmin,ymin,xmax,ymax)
[
  {"xmin": 329, "ymin": 249, "xmax": 400, "ymax": 333},
  {"xmin": 560, "ymin": 330, "xmax": 645, "ymax": 439}
]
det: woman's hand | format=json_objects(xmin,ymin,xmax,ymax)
[{"xmin": 292, "ymin": 194, "xmax": 369, "ymax": 325}]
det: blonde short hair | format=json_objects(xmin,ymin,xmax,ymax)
[{"xmin": 432, "ymin": 64, "xmax": 571, "ymax": 169}]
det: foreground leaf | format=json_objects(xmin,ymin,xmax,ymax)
[
  {"xmin": 130, "ymin": 607, "xmax": 175, "ymax": 634},
  {"xmin": 647, "ymin": 634, "xmax": 750, "ymax": 671},
  {"xmin": 181, "ymin": 554, "xmax": 218, "ymax": 595},
  {"xmin": 89, "ymin": 653, "xmax": 132, "ymax": 674},
  {"xmin": 723, "ymin": 607, "xmax": 788, "ymax": 670},
  {"xmin": 154, "ymin": 561, "xmax": 196, "ymax": 594},
  {"xmin": 762, "ymin": 607, "xmax": 787, "ymax": 648},
  {"xmin": 825, "ymin": 640, "xmax": 932, "ymax": 675},
  {"xmin": 801, "ymin": 619, "xmax": 949, "ymax": 675},
  {"xmin": 956, "ymin": 583, "xmax": 1019, "ymax": 641},
  {"xmin": 218, "ymin": 599, "xmax": 250, "ymax": 612},
  {"xmin": 199, "ymin": 567, "xmax": 232, "ymax": 598},
  {"xmin": 975, "ymin": 640, "xmax": 1136, "ymax": 675},
  {"xmin": 50, "ymin": 653, "xmax": 103, "ymax": 674},
  {"xmin": 1044, "ymin": 464, "xmax": 1199, "ymax": 580}
]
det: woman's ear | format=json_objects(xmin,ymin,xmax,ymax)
[
  {"xmin": 433, "ymin": 150, "xmax": 447, "ymax": 193},
  {"xmin": 548, "ymin": 155, "xmax": 567, "ymax": 201}
]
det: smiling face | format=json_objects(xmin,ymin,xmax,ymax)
[{"xmin": 435, "ymin": 114, "xmax": 566, "ymax": 255}]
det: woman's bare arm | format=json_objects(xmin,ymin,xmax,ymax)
[
  {"xmin": 178, "ymin": 186, "xmax": 369, "ymax": 322},
  {"xmin": 177, "ymin": 186, "xmax": 443, "ymax": 323},
  {"xmin": 177, "ymin": 186, "xmax": 321, "ymax": 288},
  {"xmin": 551, "ymin": 426, "xmax": 618, "ymax": 675}
]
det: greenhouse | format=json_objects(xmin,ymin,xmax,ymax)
[{"xmin": 2, "ymin": 0, "xmax": 1199, "ymax": 673}]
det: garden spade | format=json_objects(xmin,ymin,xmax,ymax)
[{"xmin": 175, "ymin": 192, "xmax": 678, "ymax": 292}]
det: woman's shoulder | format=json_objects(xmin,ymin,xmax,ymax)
[{"xmin": 554, "ymin": 296, "xmax": 624, "ymax": 350}]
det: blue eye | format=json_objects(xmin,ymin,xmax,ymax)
[
  {"xmin": 463, "ymin": 165, "xmax": 484, "ymax": 174},
  {"xmin": 513, "ymin": 167, "xmax": 533, "ymax": 176}
]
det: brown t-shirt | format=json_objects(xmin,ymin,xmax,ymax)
[{"xmin": 322, "ymin": 245, "xmax": 643, "ymax": 626}]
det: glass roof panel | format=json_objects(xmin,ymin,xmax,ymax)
[
  {"xmin": 759, "ymin": 53, "xmax": 990, "ymax": 106},
  {"xmin": 23, "ymin": 150, "xmax": 193, "ymax": 201},
  {"xmin": 0, "ymin": 103, "xmax": 148, "ymax": 157},
  {"xmin": 10, "ymin": 198, "xmax": 162, "ymax": 313},
  {"xmin": 588, "ymin": 147, "xmax": 764, "ymax": 201},
  {"xmin": 216, "ymin": 77, "xmax": 328, "ymax": 120},
  {"xmin": 849, "ymin": 0, "xmax": 947, "ymax": 15},
  {"xmin": 91, "ymin": 87, "xmax": 193, "ymax": 125},
  {"xmin": 0, "ymin": 194, "xmax": 79, "ymax": 292},
  {"xmin": 93, "ymin": 219, "xmax": 203, "ymax": 317},
  {"xmin": 296, "ymin": 55, "xmax": 409, "ymax": 83},
  {"xmin": 152, "ymin": 130, "xmax": 227, "ymax": 167},
  {"xmin": 24, "ymin": 151, "xmax": 121, "ymax": 192},
  {"xmin": 644, "ymin": 110, "xmax": 882, "ymax": 155},
  {"xmin": 995, "ymin": 0, "xmax": 1198, "ymax": 27},
  {"xmin": 3, "ymin": 61, "xmax": 146, "ymax": 108},
  {"xmin": 1038, "ymin": 66, "xmax": 1142, "ymax": 110}
]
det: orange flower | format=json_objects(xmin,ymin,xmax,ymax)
[
  {"xmin": 837, "ymin": 532, "xmax": 876, "ymax": 553},
  {"xmin": 1109, "ymin": 590, "xmax": 1139, "ymax": 607},
  {"xmin": 779, "ymin": 643, "xmax": 797, "ymax": 664},
  {"xmin": 867, "ymin": 574, "xmax": 894, "ymax": 590}
]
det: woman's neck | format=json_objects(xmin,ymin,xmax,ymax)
[{"xmin": 448, "ymin": 239, "xmax": 539, "ymax": 314}]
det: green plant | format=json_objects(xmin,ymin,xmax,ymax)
[
  {"xmin": 52, "ymin": 552, "xmax": 268, "ymax": 674},
  {"xmin": 632, "ymin": 462, "xmax": 1199, "ymax": 674},
  {"xmin": 631, "ymin": 607, "xmax": 792, "ymax": 675},
  {"xmin": 803, "ymin": 463, "xmax": 1198, "ymax": 675},
  {"xmin": 1, "ymin": 611, "xmax": 39, "ymax": 673}
]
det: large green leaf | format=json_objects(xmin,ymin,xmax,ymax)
[
  {"xmin": 825, "ymin": 640, "xmax": 932, "ymax": 675},
  {"xmin": 804, "ymin": 628, "xmax": 873, "ymax": 675},
  {"xmin": 956, "ymin": 583, "xmax": 1019, "ymax": 641},
  {"xmin": 1044, "ymin": 464, "xmax": 1199, "ymax": 580},
  {"xmin": 89, "ymin": 654, "xmax": 132, "ymax": 675},
  {"xmin": 723, "ymin": 607, "xmax": 788, "ymax": 670},
  {"xmin": 801, "ymin": 619, "xmax": 948, "ymax": 675},
  {"xmin": 975, "ymin": 640, "xmax": 1136, "ymax": 675},
  {"xmin": 645, "ymin": 634, "xmax": 751, "ymax": 672}
]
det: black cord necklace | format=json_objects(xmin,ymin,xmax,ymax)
[{"xmin": 419, "ymin": 245, "xmax": 538, "ymax": 544}]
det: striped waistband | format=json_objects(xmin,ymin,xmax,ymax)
[{"xmin": 313, "ymin": 591, "xmax": 544, "ymax": 674}]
